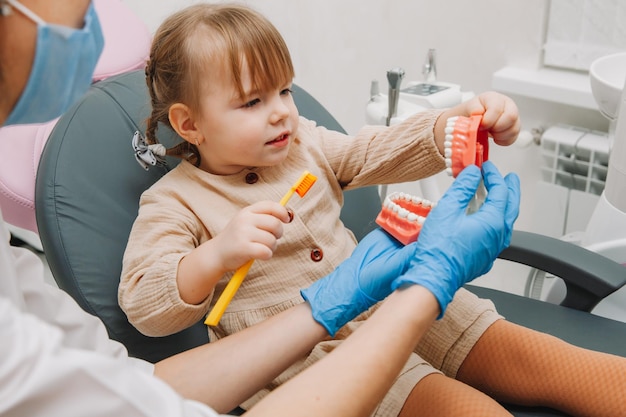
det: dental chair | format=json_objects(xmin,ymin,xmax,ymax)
[{"xmin": 36, "ymin": 70, "xmax": 626, "ymax": 417}]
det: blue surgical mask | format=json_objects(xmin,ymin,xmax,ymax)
[{"xmin": 3, "ymin": 0, "xmax": 104, "ymax": 126}]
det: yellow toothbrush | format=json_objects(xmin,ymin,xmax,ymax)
[{"xmin": 205, "ymin": 171, "xmax": 318, "ymax": 326}]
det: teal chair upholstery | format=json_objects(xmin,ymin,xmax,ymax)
[{"xmin": 36, "ymin": 70, "xmax": 626, "ymax": 417}]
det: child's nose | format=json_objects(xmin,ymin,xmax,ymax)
[{"xmin": 270, "ymin": 97, "xmax": 290, "ymax": 123}]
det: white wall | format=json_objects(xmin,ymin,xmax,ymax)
[{"xmin": 125, "ymin": 0, "xmax": 551, "ymax": 133}]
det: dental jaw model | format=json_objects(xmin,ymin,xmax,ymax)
[
  {"xmin": 376, "ymin": 192, "xmax": 434, "ymax": 245},
  {"xmin": 445, "ymin": 115, "xmax": 489, "ymax": 214},
  {"xmin": 443, "ymin": 115, "xmax": 488, "ymax": 177},
  {"xmin": 377, "ymin": 115, "xmax": 488, "ymax": 244}
]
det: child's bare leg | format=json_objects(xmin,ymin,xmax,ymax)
[
  {"xmin": 398, "ymin": 373, "xmax": 512, "ymax": 417},
  {"xmin": 456, "ymin": 319, "xmax": 626, "ymax": 417}
]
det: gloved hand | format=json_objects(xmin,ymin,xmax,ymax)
[
  {"xmin": 301, "ymin": 227, "xmax": 416, "ymax": 336},
  {"xmin": 392, "ymin": 161, "xmax": 520, "ymax": 317}
]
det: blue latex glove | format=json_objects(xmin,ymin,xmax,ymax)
[
  {"xmin": 301, "ymin": 227, "xmax": 415, "ymax": 336},
  {"xmin": 392, "ymin": 161, "xmax": 521, "ymax": 317}
]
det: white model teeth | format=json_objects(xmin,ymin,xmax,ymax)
[
  {"xmin": 444, "ymin": 118, "xmax": 455, "ymax": 172},
  {"xmin": 382, "ymin": 192, "xmax": 434, "ymax": 224},
  {"xmin": 444, "ymin": 116, "xmax": 464, "ymax": 176},
  {"xmin": 444, "ymin": 116, "xmax": 457, "ymax": 133}
]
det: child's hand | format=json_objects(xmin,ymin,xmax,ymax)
[
  {"xmin": 438, "ymin": 92, "xmax": 520, "ymax": 148},
  {"xmin": 214, "ymin": 201, "xmax": 291, "ymax": 271},
  {"xmin": 463, "ymin": 92, "xmax": 520, "ymax": 146}
]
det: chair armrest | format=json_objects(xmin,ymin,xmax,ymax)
[{"xmin": 497, "ymin": 230, "xmax": 626, "ymax": 312}]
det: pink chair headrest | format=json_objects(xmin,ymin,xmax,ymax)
[{"xmin": 93, "ymin": 0, "xmax": 152, "ymax": 81}]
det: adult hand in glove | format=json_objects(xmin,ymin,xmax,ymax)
[
  {"xmin": 393, "ymin": 161, "xmax": 520, "ymax": 317},
  {"xmin": 301, "ymin": 227, "xmax": 415, "ymax": 336}
]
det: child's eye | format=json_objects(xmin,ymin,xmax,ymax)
[
  {"xmin": 243, "ymin": 98, "xmax": 260, "ymax": 108},
  {"xmin": 280, "ymin": 88, "xmax": 293, "ymax": 96}
]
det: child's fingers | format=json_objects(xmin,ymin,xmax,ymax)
[
  {"xmin": 248, "ymin": 200, "xmax": 292, "ymax": 223},
  {"xmin": 475, "ymin": 93, "xmax": 520, "ymax": 147}
]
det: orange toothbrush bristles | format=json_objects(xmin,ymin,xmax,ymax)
[
  {"xmin": 279, "ymin": 170, "xmax": 317, "ymax": 205},
  {"xmin": 205, "ymin": 170, "xmax": 317, "ymax": 326}
]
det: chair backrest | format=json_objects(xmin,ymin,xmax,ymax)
[{"xmin": 35, "ymin": 70, "xmax": 380, "ymax": 363}]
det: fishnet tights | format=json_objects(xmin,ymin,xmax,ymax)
[
  {"xmin": 399, "ymin": 372, "xmax": 513, "ymax": 417},
  {"xmin": 457, "ymin": 320, "xmax": 626, "ymax": 417},
  {"xmin": 399, "ymin": 320, "xmax": 626, "ymax": 416}
]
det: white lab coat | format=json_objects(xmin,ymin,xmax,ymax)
[{"xmin": 0, "ymin": 211, "xmax": 225, "ymax": 417}]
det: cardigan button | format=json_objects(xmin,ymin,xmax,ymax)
[
  {"xmin": 245, "ymin": 172, "xmax": 259, "ymax": 184},
  {"xmin": 310, "ymin": 248, "xmax": 323, "ymax": 262}
]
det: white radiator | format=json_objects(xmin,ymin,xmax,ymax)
[{"xmin": 531, "ymin": 124, "xmax": 609, "ymax": 239}]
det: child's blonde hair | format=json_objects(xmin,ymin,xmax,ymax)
[{"xmin": 144, "ymin": 3, "xmax": 295, "ymax": 165}]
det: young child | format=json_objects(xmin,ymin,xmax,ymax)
[{"xmin": 120, "ymin": 4, "xmax": 625, "ymax": 416}]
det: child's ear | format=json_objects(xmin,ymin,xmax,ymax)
[{"xmin": 169, "ymin": 103, "xmax": 200, "ymax": 145}]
